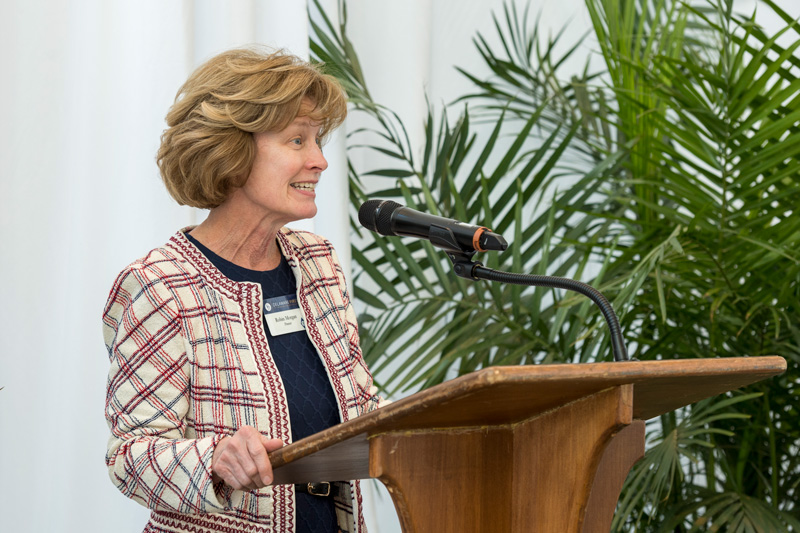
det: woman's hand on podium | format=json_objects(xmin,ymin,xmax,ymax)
[{"xmin": 211, "ymin": 426, "xmax": 285, "ymax": 490}]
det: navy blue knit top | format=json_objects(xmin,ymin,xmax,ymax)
[{"xmin": 186, "ymin": 233, "xmax": 341, "ymax": 533}]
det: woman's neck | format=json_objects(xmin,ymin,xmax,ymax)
[{"xmin": 189, "ymin": 201, "xmax": 284, "ymax": 271}]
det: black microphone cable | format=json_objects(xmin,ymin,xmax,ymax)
[{"xmin": 464, "ymin": 265, "xmax": 628, "ymax": 362}]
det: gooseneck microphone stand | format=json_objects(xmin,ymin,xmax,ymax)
[{"xmin": 445, "ymin": 248, "xmax": 630, "ymax": 363}]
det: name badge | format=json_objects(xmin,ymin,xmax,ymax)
[{"xmin": 263, "ymin": 295, "xmax": 305, "ymax": 336}]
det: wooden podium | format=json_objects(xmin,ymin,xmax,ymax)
[{"xmin": 269, "ymin": 357, "xmax": 786, "ymax": 532}]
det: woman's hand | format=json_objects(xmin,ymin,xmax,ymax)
[{"xmin": 211, "ymin": 426, "xmax": 285, "ymax": 490}]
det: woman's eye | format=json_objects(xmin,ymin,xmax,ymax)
[
  {"xmin": 315, "ymin": 138, "xmax": 322, "ymax": 147},
  {"xmin": 291, "ymin": 138, "xmax": 302, "ymax": 146}
]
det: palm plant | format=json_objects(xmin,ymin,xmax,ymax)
[{"xmin": 310, "ymin": 0, "xmax": 800, "ymax": 529}]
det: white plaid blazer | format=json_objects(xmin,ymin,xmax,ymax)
[{"xmin": 103, "ymin": 228, "xmax": 381, "ymax": 533}]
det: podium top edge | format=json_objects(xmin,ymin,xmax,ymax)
[{"xmin": 464, "ymin": 355, "xmax": 787, "ymax": 383}]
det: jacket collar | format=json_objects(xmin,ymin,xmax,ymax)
[{"xmin": 168, "ymin": 226, "xmax": 309, "ymax": 299}]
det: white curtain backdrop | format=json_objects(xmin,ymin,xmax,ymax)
[
  {"xmin": 0, "ymin": 1, "xmax": 349, "ymax": 531},
  {"xmin": 0, "ymin": 0, "xmax": 790, "ymax": 532}
]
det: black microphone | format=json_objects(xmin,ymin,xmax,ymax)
[{"xmin": 358, "ymin": 199, "xmax": 508, "ymax": 253}]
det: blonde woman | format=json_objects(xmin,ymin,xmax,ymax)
[{"xmin": 103, "ymin": 48, "xmax": 380, "ymax": 533}]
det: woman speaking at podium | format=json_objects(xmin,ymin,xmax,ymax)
[{"xmin": 102, "ymin": 48, "xmax": 380, "ymax": 533}]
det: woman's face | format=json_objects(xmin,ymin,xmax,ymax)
[{"xmin": 236, "ymin": 115, "xmax": 328, "ymax": 226}]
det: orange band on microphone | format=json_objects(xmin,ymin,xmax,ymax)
[{"xmin": 473, "ymin": 227, "xmax": 490, "ymax": 251}]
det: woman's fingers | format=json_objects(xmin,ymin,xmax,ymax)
[
  {"xmin": 245, "ymin": 433, "xmax": 273, "ymax": 486},
  {"xmin": 258, "ymin": 437, "xmax": 285, "ymax": 485},
  {"xmin": 262, "ymin": 436, "xmax": 285, "ymax": 452},
  {"xmin": 212, "ymin": 427, "xmax": 284, "ymax": 490},
  {"xmin": 213, "ymin": 438, "xmax": 255, "ymax": 490},
  {"xmin": 229, "ymin": 461, "xmax": 259, "ymax": 491}
]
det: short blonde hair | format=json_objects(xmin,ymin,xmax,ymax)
[{"xmin": 157, "ymin": 48, "xmax": 347, "ymax": 208}]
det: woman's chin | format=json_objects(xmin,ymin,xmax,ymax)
[{"xmin": 286, "ymin": 207, "xmax": 318, "ymax": 224}]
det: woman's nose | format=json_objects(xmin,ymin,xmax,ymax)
[{"xmin": 308, "ymin": 144, "xmax": 328, "ymax": 171}]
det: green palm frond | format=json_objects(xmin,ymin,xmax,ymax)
[
  {"xmin": 663, "ymin": 491, "xmax": 800, "ymax": 532},
  {"xmin": 613, "ymin": 393, "xmax": 757, "ymax": 530}
]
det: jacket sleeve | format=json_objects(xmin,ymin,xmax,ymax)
[
  {"xmin": 329, "ymin": 245, "xmax": 385, "ymax": 414},
  {"xmin": 102, "ymin": 264, "xmax": 228, "ymax": 514}
]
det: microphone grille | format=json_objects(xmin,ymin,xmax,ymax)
[
  {"xmin": 358, "ymin": 199, "xmax": 401, "ymax": 236},
  {"xmin": 375, "ymin": 201, "xmax": 400, "ymax": 236},
  {"xmin": 358, "ymin": 200, "xmax": 383, "ymax": 232}
]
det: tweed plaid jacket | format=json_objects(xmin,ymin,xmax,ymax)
[{"xmin": 103, "ymin": 228, "xmax": 381, "ymax": 533}]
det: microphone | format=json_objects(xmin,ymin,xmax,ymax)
[{"xmin": 358, "ymin": 199, "xmax": 508, "ymax": 253}]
